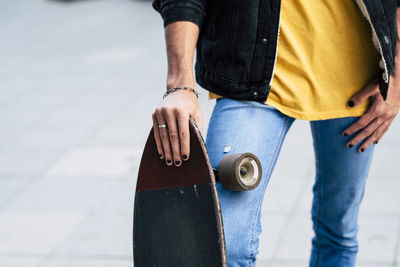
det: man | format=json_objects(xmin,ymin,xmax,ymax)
[{"xmin": 150, "ymin": 1, "xmax": 400, "ymax": 266}]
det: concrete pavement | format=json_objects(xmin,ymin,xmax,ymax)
[{"xmin": 0, "ymin": 0, "xmax": 400, "ymax": 266}]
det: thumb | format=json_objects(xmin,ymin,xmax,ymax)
[{"xmin": 348, "ymin": 78, "xmax": 379, "ymax": 108}]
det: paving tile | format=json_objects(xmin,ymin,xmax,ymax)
[
  {"xmin": 356, "ymin": 263, "xmax": 392, "ymax": 267},
  {"xmin": 266, "ymin": 262, "xmax": 391, "ymax": 267},
  {"xmin": 0, "ymin": 178, "xmax": 30, "ymax": 206},
  {"xmin": 40, "ymin": 258, "xmax": 132, "ymax": 267},
  {"xmin": 258, "ymin": 214, "xmax": 288, "ymax": 262},
  {"xmin": 1, "ymin": 91, "xmax": 71, "ymax": 115},
  {"xmin": 0, "ymin": 130, "xmax": 23, "ymax": 149},
  {"xmin": 273, "ymin": 213, "xmax": 313, "ymax": 261},
  {"xmin": 84, "ymin": 122, "xmax": 149, "ymax": 148},
  {"xmin": 0, "ymin": 148, "xmax": 61, "ymax": 176},
  {"xmin": 0, "ymin": 110, "xmax": 44, "ymax": 131},
  {"xmin": 267, "ymin": 260, "xmax": 309, "ymax": 267},
  {"xmin": 0, "ymin": 256, "xmax": 44, "ymax": 267},
  {"xmin": 357, "ymin": 214, "xmax": 399, "ymax": 262},
  {"xmin": 361, "ymin": 178, "xmax": 400, "ymax": 214},
  {"xmin": 293, "ymin": 162, "xmax": 400, "ymax": 216},
  {"xmin": 394, "ymin": 220, "xmax": 400, "ymax": 264},
  {"xmin": 11, "ymin": 126, "xmax": 91, "ymax": 150},
  {"xmin": 94, "ymin": 179, "xmax": 135, "ymax": 214},
  {"xmin": 260, "ymin": 259, "xmax": 393, "ymax": 266},
  {"xmin": 253, "ymin": 259, "xmax": 271, "ymax": 266},
  {"xmin": 53, "ymin": 212, "xmax": 132, "ymax": 257},
  {"xmin": 2, "ymin": 177, "xmax": 119, "ymax": 213},
  {"xmin": 374, "ymin": 118, "xmax": 400, "ymax": 145},
  {"xmin": 38, "ymin": 101, "xmax": 120, "ymax": 130},
  {"xmin": 269, "ymin": 123, "xmax": 314, "ymax": 181},
  {"xmin": 46, "ymin": 147, "xmax": 141, "ymax": 178},
  {"xmin": 270, "ymin": 212, "xmax": 399, "ymax": 263},
  {"xmin": 84, "ymin": 46, "xmax": 145, "ymax": 65},
  {"xmin": 295, "ymin": 176, "xmax": 316, "ymax": 214},
  {"xmin": 283, "ymin": 120, "xmax": 314, "ymax": 146},
  {"xmin": 0, "ymin": 212, "xmax": 84, "ymax": 254},
  {"xmin": 261, "ymin": 174, "xmax": 307, "ymax": 214},
  {"xmin": 368, "ymin": 145, "xmax": 400, "ymax": 180},
  {"xmin": 1, "ymin": 0, "xmax": 400, "ymax": 266},
  {"xmin": 0, "ymin": 84, "xmax": 31, "ymax": 113}
]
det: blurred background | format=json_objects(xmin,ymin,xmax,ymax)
[{"xmin": 1, "ymin": 0, "xmax": 400, "ymax": 266}]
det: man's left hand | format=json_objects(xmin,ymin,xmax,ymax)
[{"xmin": 342, "ymin": 74, "xmax": 400, "ymax": 152}]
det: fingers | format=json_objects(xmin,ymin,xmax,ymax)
[
  {"xmin": 342, "ymin": 109, "xmax": 375, "ymax": 136},
  {"xmin": 155, "ymin": 108, "xmax": 174, "ymax": 166},
  {"xmin": 342, "ymin": 75, "xmax": 396, "ymax": 152},
  {"xmin": 152, "ymin": 113, "xmax": 164, "ymax": 159},
  {"xmin": 155, "ymin": 106, "xmax": 192, "ymax": 167},
  {"xmin": 177, "ymin": 112, "xmax": 190, "ymax": 161},
  {"xmin": 165, "ymin": 109, "xmax": 182, "ymax": 167},
  {"xmin": 346, "ymin": 117, "xmax": 381, "ymax": 151},
  {"xmin": 373, "ymin": 121, "xmax": 390, "ymax": 144},
  {"xmin": 152, "ymin": 89, "xmax": 201, "ymax": 166},
  {"xmin": 346, "ymin": 113, "xmax": 393, "ymax": 152},
  {"xmin": 347, "ymin": 78, "xmax": 379, "ymax": 107},
  {"xmin": 359, "ymin": 121, "xmax": 390, "ymax": 151}
]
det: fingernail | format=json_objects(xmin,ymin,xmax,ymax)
[
  {"xmin": 360, "ymin": 148, "xmax": 365, "ymax": 152},
  {"xmin": 166, "ymin": 160, "xmax": 172, "ymax": 165},
  {"xmin": 182, "ymin": 155, "xmax": 188, "ymax": 160},
  {"xmin": 347, "ymin": 144, "xmax": 353, "ymax": 148},
  {"xmin": 175, "ymin": 161, "xmax": 181, "ymax": 166},
  {"xmin": 348, "ymin": 100, "xmax": 354, "ymax": 107},
  {"xmin": 159, "ymin": 153, "xmax": 163, "ymax": 158},
  {"xmin": 343, "ymin": 132, "xmax": 348, "ymax": 136}
]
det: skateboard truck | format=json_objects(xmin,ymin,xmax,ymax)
[{"xmin": 213, "ymin": 152, "xmax": 262, "ymax": 191}]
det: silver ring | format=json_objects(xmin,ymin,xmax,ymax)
[{"xmin": 158, "ymin": 124, "xmax": 167, "ymax": 128}]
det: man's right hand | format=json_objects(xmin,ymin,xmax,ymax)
[
  {"xmin": 153, "ymin": 20, "xmax": 202, "ymax": 166},
  {"xmin": 152, "ymin": 88, "xmax": 203, "ymax": 167}
]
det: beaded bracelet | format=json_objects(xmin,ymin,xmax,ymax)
[{"xmin": 163, "ymin": 85, "xmax": 199, "ymax": 99}]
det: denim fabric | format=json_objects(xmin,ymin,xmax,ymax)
[
  {"xmin": 152, "ymin": 0, "xmax": 398, "ymax": 102},
  {"xmin": 205, "ymin": 98, "xmax": 375, "ymax": 267}
]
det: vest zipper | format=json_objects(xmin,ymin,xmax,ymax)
[{"xmin": 354, "ymin": 0, "xmax": 389, "ymax": 83}]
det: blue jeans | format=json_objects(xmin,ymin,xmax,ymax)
[{"xmin": 205, "ymin": 98, "xmax": 375, "ymax": 267}]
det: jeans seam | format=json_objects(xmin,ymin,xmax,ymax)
[
  {"xmin": 247, "ymin": 116, "xmax": 291, "ymax": 267},
  {"xmin": 311, "ymin": 122, "xmax": 322, "ymax": 267}
]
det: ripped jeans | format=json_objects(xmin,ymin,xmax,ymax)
[{"xmin": 205, "ymin": 98, "xmax": 375, "ymax": 267}]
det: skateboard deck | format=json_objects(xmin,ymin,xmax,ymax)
[{"xmin": 133, "ymin": 118, "xmax": 227, "ymax": 267}]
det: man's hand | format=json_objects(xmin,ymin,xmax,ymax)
[
  {"xmin": 152, "ymin": 20, "xmax": 201, "ymax": 166},
  {"xmin": 342, "ymin": 75, "xmax": 400, "ymax": 152},
  {"xmin": 342, "ymin": 5, "xmax": 400, "ymax": 152},
  {"xmin": 152, "ymin": 89, "xmax": 203, "ymax": 167}
]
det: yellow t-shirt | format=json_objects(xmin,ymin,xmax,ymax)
[{"xmin": 209, "ymin": 1, "xmax": 381, "ymax": 120}]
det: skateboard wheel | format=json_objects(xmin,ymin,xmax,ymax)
[{"xmin": 218, "ymin": 153, "xmax": 262, "ymax": 191}]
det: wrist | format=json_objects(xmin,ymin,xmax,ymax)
[
  {"xmin": 167, "ymin": 74, "xmax": 195, "ymax": 90},
  {"xmin": 163, "ymin": 85, "xmax": 199, "ymax": 99}
]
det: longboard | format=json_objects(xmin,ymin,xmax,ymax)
[{"xmin": 133, "ymin": 118, "xmax": 227, "ymax": 266}]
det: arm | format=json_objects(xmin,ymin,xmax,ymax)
[
  {"xmin": 152, "ymin": 21, "xmax": 203, "ymax": 167},
  {"xmin": 165, "ymin": 21, "xmax": 199, "ymax": 90}
]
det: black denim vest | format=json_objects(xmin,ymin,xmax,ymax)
[{"xmin": 152, "ymin": 0, "xmax": 399, "ymax": 102}]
